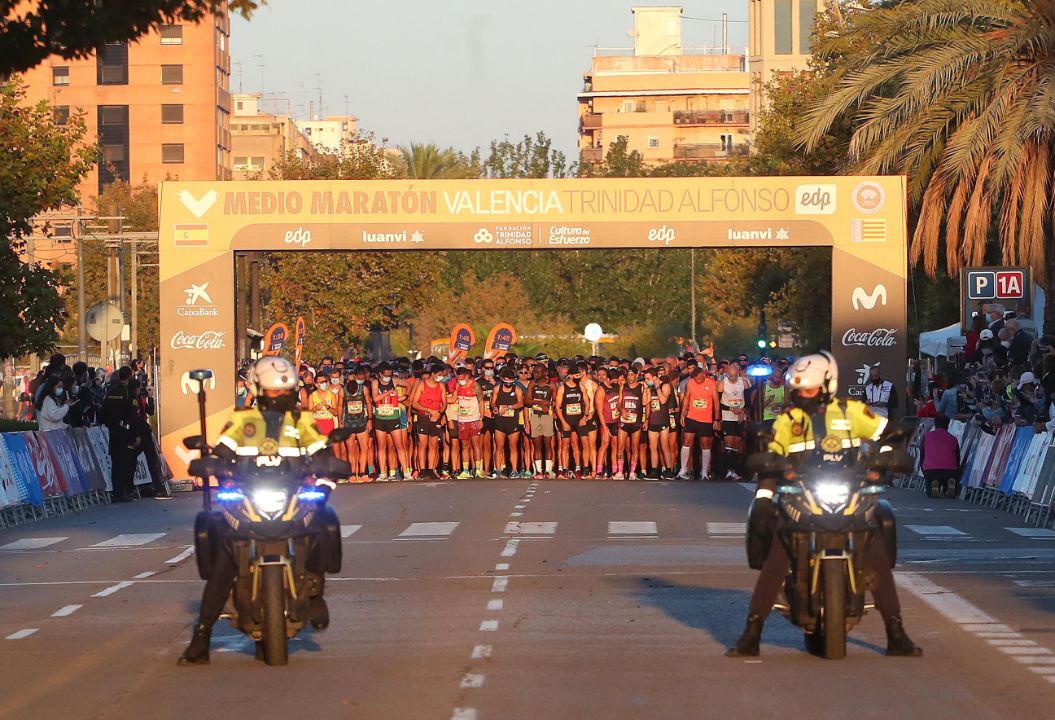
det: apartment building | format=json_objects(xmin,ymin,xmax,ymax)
[
  {"xmin": 231, "ymin": 93, "xmax": 316, "ymax": 179},
  {"xmin": 748, "ymin": 0, "xmax": 823, "ymax": 130},
  {"xmin": 295, "ymin": 115, "xmax": 360, "ymax": 155}
]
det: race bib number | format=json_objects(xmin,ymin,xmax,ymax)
[
  {"xmin": 459, "ymin": 405, "xmax": 473, "ymax": 416},
  {"xmin": 347, "ymin": 401, "xmax": 363, "ymax": 415},
  {"xmin": 376, "ymin": 404, "xmax": 398, "ymax": 418},
  {"xmin": 692, "ymin": 399, "xmax": 707, "ymax": 409},
  {"xmin": 501, "ymin": 407, "xmax": 516, "ymax": 417},
  {"xmin": 566, "ymin": 403, "xmax": 582, "ymax": 416},
  {"xmin": 623, "ymin": 412, "xmax": 638, "ymax": 424},
  {"xmin": 727, "ymin": 399, "xmax": 745, "ymax": 409},
  {"xmin": 650, "ymin": 400, "xmax": 661, "ymax": 411}
]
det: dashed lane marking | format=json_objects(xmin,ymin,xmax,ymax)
[
  {"xmin": 471, "ymin": 645, "xmax": 492, "ymax": 659},
  {"xmin": 608, "ymin": 521, "xmax": 658, "ymax": 536},
  {"xmin": 399, "ymin": 522, "xmax": 460, "ymax": 537},
  {"xmin": 90, "ymin": 533, "xmax": 167, "ymax": 548},
  {"xmin": 904, "ymin": 525, "xmax": 967, "ymax": 537},
  {"xmin": 91, "ymin": 581, "xmax": 135, "ymax": 598},
  {"xmin": 1005, "ymin": 528, "xmax": 1055, "ymax": 539},
  {"xmin": 487, "ymin": 599, "xmax": 504, "ymax": 611},
  {"xmin": 504, "ymin": 521, "xmax": 557, "ymax": 535},
  {"xmin": 451, "ymin": 709, "xmax": 477, "ymax": 720},
  {"xmin": 500, "ymin": 540, "xmax": 519, "ymax": 557},
  {"xmin": 0, "ymin": 537, "xmax": 68, "ymax": 551},
  {"xmin": 491, "ymin": 577, "xmax": 508, "ymax": 592},
  {"xmin": 165, "ymin": 546, "xmax": 195, "ymax": 565},
  {"xmin": 51, "ymin": 605, "xmax": 82, "ymax": 617},
  {"xmin": 341, "ymin": 525, "xmax": 363, "ymax": 538},
  {"xmin": 460, "ymin": 674, "xmax": 485, "ymax": 688},
  {"xmin": 495, "ymin": 563, "xmax": 509, "ymax": 571},
  {"xmin": 133, "ymin": 571, "xmax": 156, "ymax": 579},
  {"xmin": 479, "ymin": 620, "xmax": 498, "ymax": 632},
  {"xmin": 5, "ymin": 629, "xmax": 38, "ymax": 640},
  {"xmin": 707, "ymin": 522, "xmax": 746, "ymax": 536}
]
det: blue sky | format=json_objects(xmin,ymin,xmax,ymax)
[{"xmin": 231, "ymin": 1, "xmax": 748, "ymax": 159}]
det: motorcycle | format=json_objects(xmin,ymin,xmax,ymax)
[
  {"xmin": 745, "ymin": 428, "xmax": 910, "ymax": 660},
  {"xmin": 183, "ymin": 369, "xmax": 349, "ymax": 666}
]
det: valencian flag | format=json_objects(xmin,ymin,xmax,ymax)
[
  {"xmin": 448, "ymin": 323, "xmax": 475, "ymax": 363},
  {"xmin": 294, "ymin": 316, "xmax": 306, "ymax": 367},
  {"xmin": 262, "ymin": 322, "xmax": 289, "ymax": 356},
  {"xmin": 483, "ymin": 323, "xmax": 517, "ymax": 360}
]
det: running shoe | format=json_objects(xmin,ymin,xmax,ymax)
[
  {"xmin": 628, "ymin": 471, "xmax": 639, "ymax": 481},
  {"xmin": 456, "ymin": 469, "xmax": 473, "ymax": 480},
  {"xmin": 375, "ymin": 473, "xmax": 389, "ymax": 483},
  {"xmin": 676, "ymin": 471, "xmax": 693, "ymax": 481},
  {"xmin": 700, "ymin": 474, "xmax": 711, "ymax": 482},
  {"xmin": 487, "ymin": 470, "xmax": 500, "ymax": 479},
  {"xmin": 612, "ymin": 471, "xmax": 625, "ymax": 480},
  {"xmin": 390, "ymin": 471, "xmax": 403, "ymax": 482}
]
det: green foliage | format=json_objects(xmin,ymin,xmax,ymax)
[
  {"xmin": 579, "ymin": 136, "xmax": 646, "ymax": 178},
  {"xmin": 0, "ymin": 0, "xmax": 263, "ymax": 75},
  {"xmin": 267, "ymin": 133, "xmax": 403, "ymax": 181},
  {"xmin": 477, "ymin": 132, "xmax": 570, "ymax": 179},
  {"xmin": 398, "ymin": 143, "xmax": 476, "ymax": 179}
]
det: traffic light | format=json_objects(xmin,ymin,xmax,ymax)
[
  {"xmin": 756, "ymin": 310, "xmax": 768, "ymax": 352},
  {"xmin": 757, "ymin": 338, "xmax": 767, "ymax": 349}
]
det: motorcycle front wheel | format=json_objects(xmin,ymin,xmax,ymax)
[
  {"xmin": 821, "ymin": 561, "xmax": 848, "ymax": 660},
  {"xmin": 260, "ymin": 565, "xmax": 289, "ymax": 666}
]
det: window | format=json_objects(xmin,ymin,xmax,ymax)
[
  {"xmin": 97, "ymin": 41, "xmax": 128, "ymax": 85},
  {"xmin": 799, "ymin": 0, "xmax": 818, "ymax": 54},
  {"xmin": 233, "ymin": 156, "xmax": 248, "ymax": 169},
  {"xmin": 102, "ymin": 144, "xmax": 126, "ymax": 163},
  {"xmin": 161, "ymin": 64, "xmax": 184, "ymax": 84},
  {"xmin": 97, "ymin": 105, "xmax": 129, "ymax": 192},
  {"xmin": 53, "ymin": 106, "xmax": 70, "ymax": 125},
  {"xmin": 774, "ymin": 0, "xmax": 793, "ymax": 55},
  {"xmin": 100, "ymin": 105, "xmax": 126, "ymax": 125},
  {"xmin": 161, "ymin": 104, "xmax": 184, "ymax": 124},
  {"xmin": 721, "ymin": 134, "xmax": 735, "ymax": 152},
  {"xmin": 621, "ymin": 100, "xmax": 635, "ymax": 113},
  {"xmin": 236, "ymin": 100, "xmax": 244, "ymax": 111},
  {"xmin": 162, "ymin": 143, "xmax": 185, "ymax": 163},
  {"xmin": 52, "ymin": 66, "xmax": 69, "ymax": 85},
  {"xmin": 648, "ymin": 136, "xmax": 660, "ymax": 149},
  {"xmin": 251, "ymin": 156, "xmax": 264, "ymax": 169},
  {"xmin": 160, "ymin": 24, "xmax": 183, "ymax": 45}
]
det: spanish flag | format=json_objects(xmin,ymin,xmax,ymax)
[{"xmin": 174, "ymin": 223, "xmax": 209, "ymax": 247}]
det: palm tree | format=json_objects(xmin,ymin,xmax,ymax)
[
  {"xmin": 798, "ymin": 0, "xmax": 1055, "ymax": 333},
  {"xmin": 398, "ymin": 143, "xmax": 475, "ymax": 179}
]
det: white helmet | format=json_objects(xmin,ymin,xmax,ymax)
[
  {"xmin": 249, "ymin": 356, "xmax": 298, "ymax": 394},
  {"xmin": 786, "ymin": 351, "xmax": 838, "ymax": 397}
]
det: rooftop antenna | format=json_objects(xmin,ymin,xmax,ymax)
[
  {"xmin": 233, "ymin": 60, "xmax": 243, "ymax": 92},
  {"xmin": 344, "ymin": 93, "xmax": 349, "ymax": 117},
  {"xmin": 253, "ymin": 53, "xmax": 265, "ymax": 94},
  {"xmin": 314, "ymin": 73, "xmax": 322, "ymax": 120}
]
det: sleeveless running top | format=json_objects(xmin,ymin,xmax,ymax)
[
  {"xmin": 343, "ymin": 381, "xmax": 368, "ymax": 426},
  {"xmin": 560, "ymin": 381, "xmax": 584, "ymax": 418},
  {"xmin": 620, "ymin": 384, "xmax": 644, "ymax": 425},
  {"xmin": 417, "ymin": 380, "xmax": 444, "ymax": 412},
  {"xmin": 647, "ymin": 384, "xmax": 667, "ymax": 425},
  {"xmin": 683, "ymin": 377, "xmax": 716, "ymax": 423},
  {"xmin": 763, "ymin": 383, "xmax": 785, "ymax": 422},
  {"xmin": 721, "ymin": 376, "xmax": 747, "ymax": 422},
  {"xmin": 600, "ymin": 384, "xmax": 620, "ymax": 424},
  {"xmin": 495, "ymin": 384, "xmax": 518, "ymax": 418},
  {"xmin": 531, "ymin": 381, "xmax": 553, "ymax": 415},
  {"xmin": 456, "ymin": 380, "xmax": 482, "ymax": 422},
  {"xmin": 374, "ymin": 380, "xmax": 400, "ymax": 419},
  {"xmin": 478, "ymin": 377, "xmax": 495, "ymax": 417}
]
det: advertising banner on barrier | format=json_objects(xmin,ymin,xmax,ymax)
[
  {"xmin": 42, "ymin": 430, "xmax": 86, "ymax": 496},
  {"xmin": 0, "ymin": 442, "xmax": 14, "ymax": 507},
  {"xmin": 22, "ymin": 431, "xmax": 66, "ymax": 497},
  {"xmin": 87, "ymin": 426, "xmax": 113, "ymax": 492},
  {"xmin": 67, "ymin": 428, "xmax": 107, "ymax": 492},
  {"xmin": 3, "ymin": 434, "xmax": 44, "ymax": 506}
]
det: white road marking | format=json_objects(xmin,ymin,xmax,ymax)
[
  {"xmin": 0, "ymin": 537, "xmax": 67, "ymax": 551},
  {"xmin": 471, "ymin": 644, "xmax": 492, "ymax": 659},
  {"xmin": 1013, "ymin": 580, "xmax": 1055, "ymax": 588},
  {"xmin": 510, "ymin": 512, "xmax": 524, "ymax": 517},
  {"xmin": 460, "ymin": 674, "xmax": 485, "ymax": 688},
  {"xmin": 962, "ymin": 623, "xmax": 1014, "ymax": 633},
  {"xmin": 341, "ymin": 525, "xmax": 363, "ymax": 538},
  {"xmin": 492, "ymin": 577, "xmax": 508, "ymax": 592},
  {"xmin": 896, "ymin": 573, "xmax": 997, "ymax": 624},
  {"xmin": 91, "ymin": 581, "xmax": 135, "ymax": 598},
  {"xmin": 6, "ymin": 629, "xmax": 38, "ymax": 640},
  {"xmin": 165, "ymin": 546, "xmax": 195, "ymax": 564},
  {"xmin": 998, "ymin": 647, "xmax": 1052, "ymax": 656},
  {"xmin": 904, "ymin": 525, "xmax": 966, "ymax": 537},
  {"xmin": 487, "ymin": 599, "xmax": 504, "ymax": 611},
  {"xmin": 495, "ymin": 563, "xmax": 509, "ymax": 571},
  {"xmin": 501, "ymin": 540, "xmax": 519, "ymax": 557},
  {"xmin": 504, "ymin": 521, "xmax": 557, "ymax": 535},
  {"xmin": 133, "ymin": 571, "xmax": 157, "ymax": 579},
  {"xmin": 479, "ymin": 620, "xmax": 498, "ymax": 632},
  {"xmin": 609, "ymin": 521, "xmax": 658, "ymax": 536},
  {"xmin": 514, "ymin": 504, "xmax": 526, "ymax": 509},
  {"xmin": 1030, "ymin": 667, "xmax": 1055, "ymax": 674},
  {"xmin": 977, "ymin": 631, "xmax": 1025, "ymax": 638},
  {"xmin": 738, "ymin": 482, "xmax": 756, "ymax": 492},
  {"xmin": 988, "ymin": 639, "xmax": 1040, "ymax": 647},
  {"xmin": 451, "ymin": 709, "xmax": 477, "ymax": 720},
  {"xmin": 400, "ymin": 522, "xmax": 460, "ymax": 537},
  {"xmin": 51, "ymin": 605, "xmax": 83, "ymax": 617},
  {"xmin": 1005, "ymin": 528, "xmax": 1055, "ymax": 539},
  {"xmin": 1013, "ymin": 656, "xmax": 1055, "ymax": 665},
  {"xmin": 91, "ymin": 533, "xmax": 166, "ymax": 548},
  {"xmin": 707, "ymin": 522, "xmax": 746, "ymax": 536}
]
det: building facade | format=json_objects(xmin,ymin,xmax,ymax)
[
  {"xmin": 231, "ymin": 93, "xmax": 316, "ymax": 179},
  {"xmin": 747, "ymin": 0, "xmax": 822, "ymax": 130},
  {"xmin": 294, "ymin": 115, "xmax": 360, "ymax": 155},
  {"xmin": 19, "ymin": 10, "xmax": 233, "ymax": 201},
  {"xmin": 578, "ymin": 6, "xmax": 751, "ymax": 166}
]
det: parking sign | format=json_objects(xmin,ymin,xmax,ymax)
[{"xmin": 961, "ymin": 266, "xmax": 1031, "ymax": 333}]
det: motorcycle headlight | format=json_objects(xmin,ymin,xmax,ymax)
[
  {"xmin": 297, "ymin": 488, "xmax": 327, "ymax": 503},
  {"xmin": 813, "ymin": 482, "xmax": 850, "ymax": 509},
  {"xmin": 251, "ymin": 489, "xmax": 289, "ymax": 516}
]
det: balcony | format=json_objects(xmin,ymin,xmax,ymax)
[
  {"xmin": 673, "ymin": 109, "xmax": 750, "ymax": 126},
  {"xmin": 673, "ymin": 143, "xmax": 726, "ymax": 160},
  {"xmin": 580, "ymin": 147, "xmax": 604, "ymax": 163},
  {"xmin": 581, "ymin": 113, "xmax": 602, "ymax": 130}
]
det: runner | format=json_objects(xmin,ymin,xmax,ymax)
[
  {"xmin": 372, "ymin": 363, "xmax": 412, "ymax": 481},
  {"xmin": 527, "ymin": 363, "xmax": 556, "ymax": 479},
  {"xmin": 298, "ymin": 366, "xmax": 316, "ymax": 409},
  {"xmin": 307, "ymin": 373, "xmax": 340, "ymax": 435},
  {"xmin": 410, "ymin": 363, "xmax": 447, "ymax": 479},
  {"xmin": 643, "ymin": 367, "xmax": 673, "ymax": 479},
  {"xmin": 575, "ymin": 361, "xmax": 599, "ymax": 479},
  {"xmin": 554, "ymin": 368, "xmax": 586, "ymax": 479},
  {"xmin": 678, "ymin": 365, "xmax": 720, "ymax": 481},
  {"xmin": 342, "ymin": 364, "xmax": 373, "ymax": 482},
  {"xmin": 761, "ymin": 368, "xmax": 786, "ymax": 432},
  {"xmin": 491, "ymin": 368, "xmax": 525, "ymax": 478},
  {"xmin": 716, "ymin": 360, "xmax": 750, "ymax": 481},
  {"xmin": 594, "ymin": 366, "xmax": 621, "ymax": 478},
  {"xmin": 453, "ymin": 366, "xmax": 485, "ymax": 478},
  {"xmin": 615, "ymin": 366, "xmax": 645, "ymax": 480},
  {"xmin": 478, "ymin": 359, "xmax": 497, "ymax": 478}
]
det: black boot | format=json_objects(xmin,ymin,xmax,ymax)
[
  {"xmin": 885, "ymin": 616, "xmax": 923, "ymax": 657},
  {"xmin": 726, "ymin": 614, "xmax": 764, "ymax": 657},
  {"xmin": 177, "ymin": 624, "xmax": 211, "ymax": 666},
  {"xmin": 309, "ymin": 596, "xmax": 330, "ymax": 631}
]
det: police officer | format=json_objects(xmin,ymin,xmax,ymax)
[
  {"xmin": 179, "ymin": 356, "xmax": 341, "ymax": 666},
  {"xmin": 726, "ymin": 351, "xmax": 922, "ymax": 658},
  {"xmin": 102, "ymin": 367, "xmax": 139, "ymax": 502}
]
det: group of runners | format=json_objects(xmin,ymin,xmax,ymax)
[{"xmin": 236, "ymin": 352, "xmax": 793, "ymax": 482}]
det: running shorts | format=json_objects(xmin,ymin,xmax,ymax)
[
  {"xmin": 721, "ymin": 420, "xmax": 744, "ymax": 437},
  {"xmin": 683, "ymin": 418, "xmax": 714, "ymax": 437},
  {"xmin": 374, "ymin": 417, "xmax": 401, "ymax": 434},
  {"xmin": 529, "ymin": 413, "xmax": 555, "ymax": 438},
  {"xmin": 458, "ymin": 420, "xmax": 482, "ymax": 441},
  {"xmin": 494, "ymin": 417, "xmax": 520, "ymax": 435},
  {"xmin": 619, "ymin": 423, "xmax": 642, "ymax": 435}
]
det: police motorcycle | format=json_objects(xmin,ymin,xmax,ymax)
[
  {"xmin": 745, "ymin": 424, "xmax": 912, "ymax": 660},
  {"xmin": 183, "ymin": 369, "xmax": 349, "ymax": 666}
]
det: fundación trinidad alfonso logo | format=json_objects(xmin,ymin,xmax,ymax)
[
  {"xmin": 852, "ymin": 182, "xmax": 886, "ymax": 214},
  {"xmin": 474, "ymin": 228, "xmax": 494, "ymax": 244}
]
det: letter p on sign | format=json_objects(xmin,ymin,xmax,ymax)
[{"xmin": 968, "ymin": 271, "xmax": 995, "ymax": 300}]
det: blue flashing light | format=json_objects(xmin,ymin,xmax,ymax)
[
  {"xmin": 216, "ymin": 489, "xmax": 246, "ymax": 502},
  {"xmin": 296, "ymin": 489, "xmax": 327, "ymax": 502},
  {"xmin": 746, "ymin": 363, "xmax": 774, "ymax": 378}
]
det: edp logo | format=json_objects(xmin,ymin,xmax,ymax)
[
  {"xmin": 283, "ymin": 227, "xmax": 313, "ymax": 246},
  {"xmin": 794, "ymin": 184, "xmax": 837, "ymax": 215},
  {"xmin": 647, "ymin": 225, "xmax": 677, "ymax": 245}
]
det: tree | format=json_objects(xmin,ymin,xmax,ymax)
[
  {"xmin": 798, "ymin": 0, "xmax": 1055, "ymax": 335},
  {"xmin": 267, "ymin": 133, "xmax": 404, "ymax": 181},
  {"xmin": 478, "ymin": 132, "xmax": 570, "ymax": 179},
  {"xmin": 579, "ymin": 135, "xmax": 646, "ymax": 178},
  {"xmin": 0, "ymin": 0, "xmax": 263, "ymax": 75},
  {"xmin": 399, "ymin": 143, "xmax": 476, "ymax": 179}
]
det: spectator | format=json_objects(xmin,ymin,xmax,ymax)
[
  {"xmin": 920, "ymin": 414, "xmax": 961, "ymax": 498},
  {"xmin": 128, "ymin": 378, "xmax": 171, "ymax": 500},
  {"xmin": 67, "ymin": 362, "xmax": 93, "ymax": 428},
  {"xmin": 964, "ymin": 314, "xmax": 986, "ymax": 361},
  {"xmin": 916, "ymin": 382, "xmax": 940, "ymax": 418},
  {"xmin": 1006, "ymin": 319, "xmax": 1032, "ymax": 366},
  {"xmin": 1011, "ymin": 372, "xmax": 1044, "ymax": 425},
  {"xmin": 34, "ymin": 376, "xmax": 70, "ymax": 431},
  {"xmin": 17, "ymin": 391, "xmax": 33, "ymax": 421},
  {"xmin": 936, "ymin": 380, "xmax": 959, "ymax": 419},
  {"xmin": 864, "ymin": 365, "xmax": 899, "ymax": 418},
  {"xmin": 102, "ymin": 366, "xmax": 139, "ymax": 502}
]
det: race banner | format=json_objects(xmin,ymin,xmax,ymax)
[
  {"xmin": 1, "ymin": 434, "xmax": 41, "ymax": 505},
  {"xmin": 42, "ymin": 430, "xmax": 87, "ymax": 496},
  {"xmin": 448, "ymin": 323, "xmax": 475, "ymax": 363},
  {"xmin": 484, "ymin": 323, "xmax": 517, "ymax": 360},
  {"xmin": 262, "ymin": 322, "xmax": 289, "ymax": 356},
  {"xmin": 294, "ymin": 316, "xmax": 307, "ymax": 368},
  {"xmin": 66, "ymin": 427, "xmax": 107, "ymax": 491}
]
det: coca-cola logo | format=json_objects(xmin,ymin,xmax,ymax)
[
  {"xmin": 841, "ymin": 328, "xmax": 897, "ymax": 348},
  {"xmin": 170, "ymin": 330, "xmax": 227, "ymax": 350}
]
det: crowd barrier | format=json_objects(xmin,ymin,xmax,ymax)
[
  {"xmin": 0, "ymin": 427, "xmax": 171, "ymax": 528},
  {"xmin": 898, "ymin": 418, "xmax": 1055, "ymax": 527}
]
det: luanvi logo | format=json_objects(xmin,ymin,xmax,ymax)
[
  {"xmin": 177, "ymin": 189, "xmax": 219, "ymax": 218},
  {"xmin": 180, "ymin": 371, "xmax": 216, "ymax": 395},
  {"xmin": 851, "ymin": 284, "xmax": 888, "ymax": 310}
]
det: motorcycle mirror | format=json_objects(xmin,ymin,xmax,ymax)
[
  {"xmin": 189, "ymin": 369, "xmax": 213, "ymax": 382},
  {"xmin": 183, "ymin": 435, "xmax": 205, "ymax": 450},
  {"xmin": 327, "ymin": 427, "xmax": 354, "ymax": 445}
]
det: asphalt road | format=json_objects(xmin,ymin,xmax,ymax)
[{"xmin": 1, "ymin": 480, "xmax": 1053, "ymax": 720}]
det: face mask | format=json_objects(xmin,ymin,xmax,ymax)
[
  {"xmin": 646, "ymin": 380, "xmax": 655, "ymax": 388},
  {"xmin": 484, "ymin": 369, "xmax": 494, "ymax": 377},
  {"xmin": 318, "ymin": 382, "xmax": 329, "ymax": 391},
  {"xmin": 1001, "ymin": 341, "xmax": 1011, "ymax": 348},
  {"xmin": 72, "ymin": 384, "xmax": 79, "ymax": 394},
  {"xmin": 55, "ymin": 388, "xmax": 65, "ymax": 397},
  {"xmin": 458, "ymin": 379, "xmax": 469, "ymax": 386},
  {"xmin": 502, "ymin": 380, "xmax": 514, "ymax": 386},
  {"xmin": 382, "ymin": 374, "xmax": 393, "ymax": 381},
  {"xmin": 438, "ymin": 375, "xmax": 450, "ymax": 383}
]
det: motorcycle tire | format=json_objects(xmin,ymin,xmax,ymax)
[
  {"xmin": 804, "ymin": 630, "xmax": 823, "ymax": 656},
  {"xmin": 260, "ymin": 565, "xmax": 288, "ymax": 666},
  {"xmin": 321, "ymin": 506, "xmax": 342, "ymax": 574},
  {"xmin": 876, "ymin": 499, "xmax": 898, "ymax": 568},
  {"xmin": 821, "ymin": 562, "xmax": 848, "ymax": 660},
  {"xmin": 193, "ymin": 511, "xmax": 221, "ymax": 581}
]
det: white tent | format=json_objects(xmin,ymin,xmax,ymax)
[{"xmin": 919, "ymin": 323, "xmax": 964, "ymax": 358}]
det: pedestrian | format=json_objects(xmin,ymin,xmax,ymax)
[
  {"xmin": 864, "ymin": 365, "xmax": 899, "ymax": 418},
  {"xmin": 128, "ymin": 378, "xmax": 171, "ymax": 499},
  {"xmin": 17, "ymin": 390, "xmax": 33, "ymax": 421},
  {"xmin": 34, "ymin": 376, "xmax": 71, "ymax": 431},
  {"xmin": 920, "ymin": 414, "xmax": 961, "ymax": 498},
  {"xmin": 101, "ymin": 367, "xmax": 139, "ymax": 502}
]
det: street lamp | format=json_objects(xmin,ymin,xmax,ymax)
[{"xmin": 584, "ymin": 323, "xmax": 603, "ymax": 357}]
